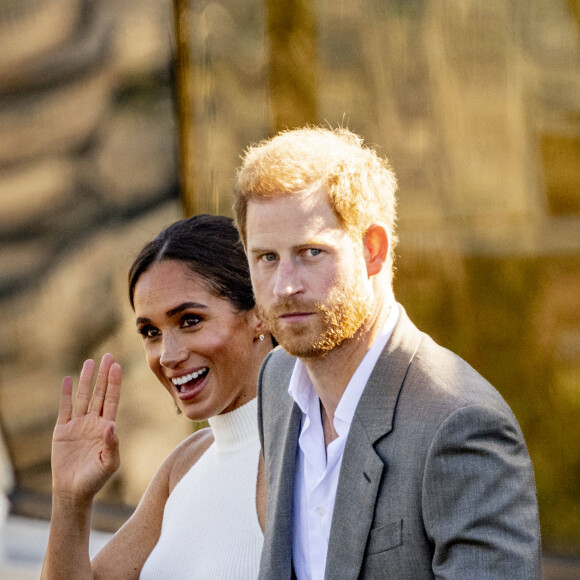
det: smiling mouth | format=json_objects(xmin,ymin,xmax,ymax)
[{"xmin": 171, "ymin": 367, "xmax": 209, "ymax": 392}]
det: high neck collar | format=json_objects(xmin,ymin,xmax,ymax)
[{"xmin": 208, "ymin": 398, "xmax": 259, "ymax": 454}]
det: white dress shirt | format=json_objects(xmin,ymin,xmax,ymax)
[{"xmin": 288, "ymin": 304, "xmax": 399, "ymax": 580}]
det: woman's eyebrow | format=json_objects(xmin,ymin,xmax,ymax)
[
  {"xmin": 165, "ymin": 302, "xmax": 207, "ymax": 318},
  {"xmin": 135, "ymin": 302, "xmax": 208, "ymax": 325}
]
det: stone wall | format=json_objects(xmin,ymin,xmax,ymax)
[
  {"xmin": 0, "ymin": 0, "xmax": 186, "ymax": 528},
  {"xmin": 0, "ymin": 0, "xmax": 578, "ymax": 555},
  {"xmin": 313, "ymin": 0, "xmax": 580, "ymax": 554}
]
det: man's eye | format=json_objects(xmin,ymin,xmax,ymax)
[
  {"xmin": 260, "ymin": 253, "xmax": 277, "ymax": 262},
  {"xmin": 138, "ymin": 325, "xmax": 159, "ymax": 338},
  {"xmin": 305, "ymin": 248, "xmax": 322, "ymax": 257}
]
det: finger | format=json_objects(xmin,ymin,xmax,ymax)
[
  {"xmin": 73, "ymin": 359, "xmax": 95, "ymax": 416},
  {"xmin": 89, "ymin": 354, "xmax": 114, "ymax": 415},
  {"xmin": 57, "ymin": 376, "xmax": 73, "ymax": 424},
  {"xmin": 102, "ymin": 362, "xmax": 122, "ymax": 422}
]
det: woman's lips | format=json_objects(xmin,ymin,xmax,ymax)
[{"xmin": 171, "ymin": 367, "xmax": 209, "ymax": 400}]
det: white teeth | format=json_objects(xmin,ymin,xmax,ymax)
[{"xmin": 171, "ymin": 368, "xmax": 208, "ymax": 387}]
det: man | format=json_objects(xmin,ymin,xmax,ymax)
[{"xmin": 233, "ymin": 127, "xmax": 541, "ymax": 579}]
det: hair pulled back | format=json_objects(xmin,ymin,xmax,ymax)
[{"xmin": 128, "ymin": 214, "xmax": 254, "ymax": 312}]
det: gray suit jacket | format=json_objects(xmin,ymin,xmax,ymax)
[{"xmin": 257, "ymin": 306, "xmax": 541, "ymax": 579}]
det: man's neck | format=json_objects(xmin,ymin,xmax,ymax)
[{"xmin": 302, "ymin": 293, "xmax": 393, "ymax": 440}]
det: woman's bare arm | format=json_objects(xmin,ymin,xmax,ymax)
[
  {"xmin": 41, "ymin": 353, "xmax": 215, "ymax": 579},
  {"xmin": 91, "ymin": 428, "xmax": 213, "ymax": 579},
  {"xmin": 41, "ymin": 354, "xmax": 122, "ymax": 580}
]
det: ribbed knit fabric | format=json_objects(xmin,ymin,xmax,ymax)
[{"xmin": 140, "ymin": 398, "xmax": 263, "ymax": 579}]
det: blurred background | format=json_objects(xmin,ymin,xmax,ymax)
[{"xmin": 0, "ymin": 0, "xmax": 578, "ymax": 577}]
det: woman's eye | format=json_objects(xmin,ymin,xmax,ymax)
[
  {"xmin": 260, "ymin": 253, "xmax": 277, "ymax": 262},
  {"xmin": 138, "ymin": 325, "xmax": 159, "ymax": 338},
  {"xmin": 181, "ymin": 314, "xmax": 201, "ymax": 328},
  {"xmin": 305, "ymin": 248, "xmax": 322, "ymax": 257}
]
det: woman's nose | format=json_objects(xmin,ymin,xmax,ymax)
[{"xmin": 160, "ymin": 334, "xmax": 189, "ymax": 368}]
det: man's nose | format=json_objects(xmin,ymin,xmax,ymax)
[
  {"xmin": 160, "ymin": 333, "xmax": 189, "ymax": 368},
  {"xmin": 273, "ymin": 259, "xmax": 303, "ymax": 298}
]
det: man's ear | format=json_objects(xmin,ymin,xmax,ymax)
[{"xmin": 363, "ymin": 223, "xmax": 389, "ymax": 277}]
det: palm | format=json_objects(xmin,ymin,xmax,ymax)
[
  {"xmin": 52, "ymin": 414, "xmax": 118, "ymax": 496},
  {"xmin": 51, "ymin": 355, "xmax": 122, "ymax": 501}
]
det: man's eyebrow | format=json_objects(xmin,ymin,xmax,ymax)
[{"xmin": 248, "ymin": 246, "xmax": 272, "ymax": 255}]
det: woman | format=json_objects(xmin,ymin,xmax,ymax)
[{"xmin": 41, "ymin": 215, "xmax": 271, "ymax": 579}]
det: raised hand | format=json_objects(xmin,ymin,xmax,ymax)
[{"xmin": 51, "ymin": 354, "xmax": 122, "ymax": 502}]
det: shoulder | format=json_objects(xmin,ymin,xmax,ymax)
[
  {"xmin": 259, "ymin": 346, "xmax": 296, "ymax": 387},
  {"xmin": 160, "ymin": 427, "xmax": 215, "ymax": 493},
  {"xmin": 257, "ymin": 347, "xmax": 297, "ymax": 444},
  {"xmin": 258, "ymin": 346, "xmax": 296, "ymax": 414},
  {"xmin": 384, "ymin": 306, "xmax": 518, "ymax": 425},
  {"xmin": 411, "ymin": 332, "xmax": 512, "ymax": 414}
]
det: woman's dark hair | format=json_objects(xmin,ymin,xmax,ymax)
[{"xmin": 128, "ymin": 214, "xmax": 255, "ymax": 312}]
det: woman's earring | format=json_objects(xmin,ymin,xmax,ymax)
[{"xmin": 259, "ymin": 334, "xmax": 265, "ymax": 341}]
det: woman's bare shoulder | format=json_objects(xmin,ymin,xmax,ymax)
[{"xmin": 164, "ymin": 427, "xmax": 215, "ymax": 492}]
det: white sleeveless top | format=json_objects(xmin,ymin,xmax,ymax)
[{"xmin": 140, "ymin": 398, "xmax": 263, "ymax": 579}]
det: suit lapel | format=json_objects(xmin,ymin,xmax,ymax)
[
  {"xmin": 325, "ymin": 307, "xmax": 422, "ymax": 580},
  {"xmin": 262, "ymin": 396, "xmax": 302, "ymax": 579},
  {"xmin": 325, "ymin": 419, "xmax": 385, "ymax": 579}
]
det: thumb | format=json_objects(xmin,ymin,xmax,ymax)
[{"xmin": 101, "ymin": 423, "xmax": 120, "ymax": 472}]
